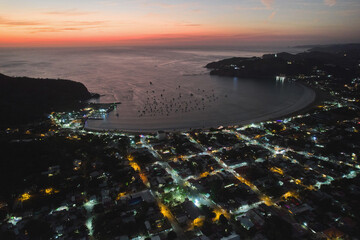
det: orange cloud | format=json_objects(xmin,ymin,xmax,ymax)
[
  {"xmin": 0, "ymin": 15, "xmax": 107, "ymax": 33},
  {"xmin": 62, "ymin": 21, "xmax": 106, "ymax": 26},
  {"xmin": 43, "ymin": 9, "xmax": 95, "ymax": 16},
  {"xmin": 0, "ymin": 16, "xmax": 41, "ymax": 27}
]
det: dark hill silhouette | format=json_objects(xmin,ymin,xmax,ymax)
[
  {"xmin": 305, "ymin": 43, "xmax": 360, "ymax": 54},
  {"xmin": 206, "ymin": 44, "xmax": 360, "ymax": 79},
  {"xmin": 0, "ymin": 73, "xmax": 93, "ymax": 126}
]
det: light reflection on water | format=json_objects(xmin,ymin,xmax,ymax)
[
  {"xmin": 0, "ymin": 47, "xmax": 314, "ymax": 131},
  {"xmin": 233, "ymin": 77, "xmax": 238, "ymax": 91}
]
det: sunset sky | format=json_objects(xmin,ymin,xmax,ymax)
[{"xmin": 0, "ymin": 0, "xmax": 359, "ymax": 47}]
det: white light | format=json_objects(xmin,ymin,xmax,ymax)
[
  {"xmin": 8, "ymin": 216, "xmax": 22, "ymax": 226},
  {"xmin": 53, "ymin": 206, "xmax": 69, "ymax": 213},
  {"xmin": 84, "ymin": 200, "xmax": 97, "ymax": 212},
  {"xmin": 86, "ymin": 216, "xmax": 94, "ymax": 236},
  {"xmin": 194, "ymin": 199, "xmax": 200, "ymax": 207}
]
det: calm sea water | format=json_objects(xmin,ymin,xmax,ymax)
[{"xmin": 0, "ymin": 46, "xmax": 314, "ymax": 131}]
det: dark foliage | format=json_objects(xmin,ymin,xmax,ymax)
[{"xmin": 0, "ymin": 73, "xmax": 92, "ymax": 126}]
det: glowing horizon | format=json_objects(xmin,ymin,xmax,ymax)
[{"xmin": 0, "ymin": 0, "xmax": 359, "ymax": 47}]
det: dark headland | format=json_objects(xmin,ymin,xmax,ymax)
[
  {"xmin": 0, "ymin": 73, "xmax": 98, "ymax": 126},
  {"xmin": 206, "ymin": 43, "xmax": 360, "ymax": 79}
]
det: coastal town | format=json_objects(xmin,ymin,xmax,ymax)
[
  {"xmin": 1, "ymin": 51, "xmax": 360, "ymax": 240},
  {"xmin": 1, "ymin": 0, "xmax": 360, "ymax": 235}
]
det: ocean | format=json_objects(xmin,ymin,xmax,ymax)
[{"xmin": 0, "ymin": 46, "xmax": 315, "ymax": 131}]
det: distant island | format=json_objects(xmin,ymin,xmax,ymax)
[
  {"xmin": 206, "ymin": 43, "xmax": 360, "ymax": 80},
  {"xmin": 295, "ymin": 43, "xmax": 360, "ymax": 52},
  {"xmin": 0, "ymin": 73, "xmax": 98, "ymax": 126}
]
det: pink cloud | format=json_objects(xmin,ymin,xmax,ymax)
[
  {"xmin": 324, "ymin": 0, "xmax": 336, "ymax": 7},
  {"xmin": 268, "ymin": 11, "xmax": 276, "ymax": 20},
  {"xmin": 261, "ymin": 0, "xmax": 275, "ymax": 9}
]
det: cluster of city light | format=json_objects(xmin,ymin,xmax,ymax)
[
  {"xmin": 270, "ymin": 167, "xmax": 284, "ymax": 175},
  {"xmin": 129, "ymin": 161, "xmax": 141, "ymax": 171},
  {"xmin": 8, "ymin": 216, "xmax": 22, "ymax": 226},
  {"xmin": 189, "ymin": 216, "xmax": 205, "ymax": 230},
  {"xmin": 212, "ymin": 208, "xmax": 230, "ymax": 222},
  {"xmin": 282, "ymin": 191, "xmax": 300, "ymax": 200},
  {"xmin": 41, "ymin": 188, "xmax": 59, "ymax": 195},
  {"xmin": 18, "ymin": 193, "xmax": 31, "ymax": 202},
  {"xmin": 116, "ymin": 192, "xmax": 127, "ymax": 201},
  {"xmin": 39, "ymin": 95, "xmax": 359, "ymax": 239},
  {"xmin": 159, "ymin": 202, "xmax": 172, "ymax": 220}
]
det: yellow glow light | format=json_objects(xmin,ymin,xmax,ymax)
[
  {"xmin": 159, "ymin": 203, "xmax": 173, "ymax": 220},
  {"xmin": 307, "ymin": 185, "xmax": 315, "ymax": 191},
  {"xmin": 139, "ymin": 173, "xmax": 149, "ymax": 186},
  {"xmin": 19, "ymin": 193, "xmax": 31, "ymax": 202},
  {"xmin": 261, "ymin": 195, "xmax": 273, "ymax": 206},
  {"xmin": 200, "ymin": 172, "xmax": 210, "ymax": 178},
  {"xmin": 270, "ymin": 167, "xmax": 284, "ymax": 175},
  {"xmin": 129, "ymin": 162, "xmax": 140, "ymax": 171},
  {"xmin": 212, "ymin": 208, "xmax": 230, "ymax": 222},
  {"xmin": 127, "ymin": 155, "xmax": 134, "ymax": 161},
  {"xmin": 282, "ymin": 191, "xmax": 299, "ymax": 200},
  {"xmin": 40, "ymin": 188, "xmax": 59, "ymax": 195},
  {"xmin": 116, "ymin": 192, "xmax": 127, "ymax": 200},
  {"xmin": 193, "ymin": 216, "xmax": 205, "ymax": 227}
]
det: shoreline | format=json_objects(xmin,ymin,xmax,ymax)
[
  {"xmin": 84, "ymin": 81, "xmax": 319, "ymax": 134},
  {"xmin": 264, "ymin": 81, "xmax": 326, "ymax": 122}
]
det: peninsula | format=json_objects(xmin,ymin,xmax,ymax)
[
  {"xmin": 206, "ymin": 44, "xmax": 360, "ymax": 80},
  {"xmin": 0, "ymin": 73, "xmax": 96, "ymax": 126}
]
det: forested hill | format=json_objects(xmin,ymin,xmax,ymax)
[
  {"xmin": 206, "ymin": 44, "xmax": 360, "ymax": 79},
  {"xmin": 0, "ymin": 73, "xmax": 92, "ymax": 126}
]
